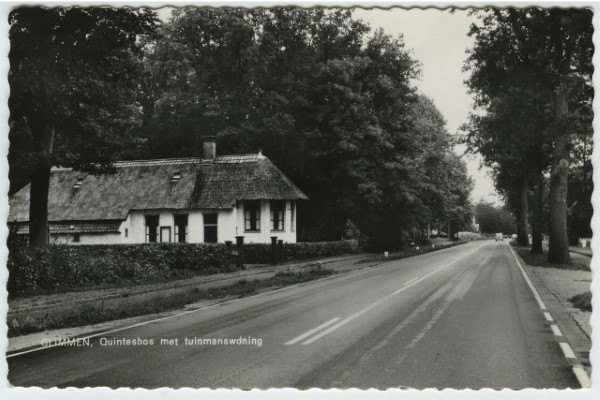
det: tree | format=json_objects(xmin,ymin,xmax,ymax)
[
  {"xmin": 567, "ymin": 90, "xmax": 593, "ymax": 245},
  {"xmin": 462, "ymin": 86, "xmax": 551, "ymax": 248},
  {"xmin": 464, "ymin": 8, "xmax": 592, "ymax": 262},
  {"xmin": 9, "ymin": 7, "xmax": 157, "ymax": 249},
  {"xmin": 136, "ymin": 7, "xmax": 473, "ymax": 249}
]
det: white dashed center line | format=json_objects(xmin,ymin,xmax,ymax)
[
  {"xmin": 284, "ymin": 243, "xmax": 485, "ymax": 346},
  {"xmin": 285, "ymin": 317, "xmax": 341, "ymax": 345}
]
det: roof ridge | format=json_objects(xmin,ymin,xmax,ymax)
[
  {"xmin": 50, "ymin": 154, "xmax": 268, "ymax": 170},
  {"xmin": 114, "ymin": 157, "xmax": 203, "ymax": 164}
]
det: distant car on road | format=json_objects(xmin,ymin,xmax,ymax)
[{"xmin": 495, "ymin": 233, "xmax": 503, "ymax": 241}]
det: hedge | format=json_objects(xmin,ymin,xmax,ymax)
[
  {"xmin": 7, "ymin": 243, "xmax": 233, "ymax": 298},
  {"xmin": 243, "ymin": 240, "xmax": 361, "ymax": 264},
  {"xmin": 7, "ymin": 239, "xmax": 361, "ymax": 298}
]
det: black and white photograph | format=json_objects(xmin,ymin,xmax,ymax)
[{"xmin": 1, "ymin": 1, "xmax": 596, "ymax": 394}]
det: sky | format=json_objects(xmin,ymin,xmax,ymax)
[{"xmin": 156, "ymin": 7, "xmax": 501, "ymax": 204}]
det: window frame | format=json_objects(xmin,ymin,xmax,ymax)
[
  {"xmin": 290, "ymin": 201, "xmax": 295, "ymax": 232},
  {"xmin": 244, "ymin": 201, "xmax": 261, "ymax": 232},
  {"xmin": 145, "ymin": 215, "xmax": 159, "ymax": 243},
  {"xmin": 270, "ymin": 200, "xmax": 285, "ymax": 232},
  {"xmin": 174, "ymin": 214, "xmax": 189, "ymax": 243},
  {"xmin": 203, "ymin": 213, "xmax": 218, "ymax": 243}
]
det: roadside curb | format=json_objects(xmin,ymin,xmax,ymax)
[{"xmin": 508, "ymin": 244, "xmax": 591, "ymax": 388}]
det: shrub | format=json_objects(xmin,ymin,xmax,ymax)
[
  {"xmin": 243, "ymin": 240, "xmax": 360, "ymax": 264},
  {"xmin": 7, "ymin": 242, "xmax": 232, "ymax": 298},
  {"xmin": 6, "ymin": 239, "xmax": 359, "ymax": 297},
  {"xmin": 569, "ymin": 291, "xmax": 592, "ymax": 312},
  {"xmin": 457, "ymin": 231, "xmax": 482, "ymax": 241}
]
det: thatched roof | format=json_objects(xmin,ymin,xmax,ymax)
[
  {"xmin": 12, "ymin": 220, "xmax": 122, "ymax": 234},
  {"xmin": 8, "ymin": 154, "xmax": 308, "ymax": 223}
]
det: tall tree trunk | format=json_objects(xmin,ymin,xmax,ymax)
[
  {"xmin": 517, "ymin": 179, "xmax": 529, "ymax": 246},
  {"xmin": 531, "ymin": 172, "xmax": 544, "ymax": 254},
  {"xmin": 29, "ymin": 125, "xmax": 55, "ymax": 250},
  {"xmin": 548, "ymin": 84, "xmax": 572, "ymax": 264}
]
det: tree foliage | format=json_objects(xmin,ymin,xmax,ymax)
[
  {"xmin": 136, "ymin": 7, "xmax": 474, "ymax": 249},
  {"xmin": 474, "ymin": 200, "xmax": 516, "ymax": 234},
  {"xmin": 9, "ymin": 7, "xmax": 158, "ymax": 247},
  {"xmin": 9, "ymin": 7, "xmax": 474, "ymax": 250},
  {"xmin": 462, "ymin": 8, "xmax": 593, "ymax": 261}
]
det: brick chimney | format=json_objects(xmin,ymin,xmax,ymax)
[{"xmin": 202, "ymin": 136, "xmax": 216, "ymax": 160}]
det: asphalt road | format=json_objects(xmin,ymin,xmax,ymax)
[{"xmin": 7, "ymin": 241, "xmax": 579, "ymax": 389}]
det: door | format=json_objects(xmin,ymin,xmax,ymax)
[{"xmin": 160, "ymin": 226, "xmax": 171, "ymax": 243}]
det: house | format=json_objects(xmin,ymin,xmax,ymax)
[{"xmin": 8, "ymin": 138, "xmax": 308, "ymax": 245}]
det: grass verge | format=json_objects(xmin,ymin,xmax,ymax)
[
  {"xmin": 8, "ymin": 268, "xmax": 337, "ymax": 337},
  {"xmin": 569, "ymin": 291, "xmax": 592, "ymax": 312},
  {"xmin": 513, "ymin": 245, "xmax": 590, "ymax": 271}
]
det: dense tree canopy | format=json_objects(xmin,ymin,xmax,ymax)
[
  {"xmin": 9, "ymin": 7, "xmax": 475, "ymax": 250},
  {"xmin": 462, "ymin": 8, "xmax": 593, "ymax": 262},
  {"xmin": 9, "ymin": 7, "xmax": 158, "ymax": 248},
  {"xmin": 474, "ymin": 200, "xmax": 516, "ymax": 235},
  {"xmin": 135, "ymin": 7, "xmax": 474, "ymax": 248}
]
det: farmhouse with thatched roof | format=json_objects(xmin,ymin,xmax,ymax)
[{"xmin": 8, "ymin": 138, "xmax": 308, "ymax": 245}]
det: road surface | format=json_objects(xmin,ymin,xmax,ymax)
[{"xmin": 7, "ymin": 241, "xmax": 580, "ymax": 389}]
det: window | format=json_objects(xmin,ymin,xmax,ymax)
[
  {"xmin": 290, "ymin": 201, "xmax": 295, "ymax": 232},
  {"xmin": 73, "ymin": 233, "xmax": 80, "ymax": 243},
  {"xmin": 174, "ymin": 214, "xmax": 188, "ymax": 243},
  {"xmin": 270, "ymin": 201, "xmax": 285, "ymax": 231},
  {"xmin": 145, "ymin": 215, "xmax": 159, "ymax": 243},
  {"xmin": 204, "ymin": 213, "xmax": 218, "ymax": 243},
  {"xmin": 244, "ymin": 201, "xmax": 261, "ymax": 232},
  {"xmin": 124, "ymin": 228, "xmax": 128, "ymax": 238}
]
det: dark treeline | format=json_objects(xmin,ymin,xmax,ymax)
[
  {"xmin": 9, "ymin": 7, "xmax": 474, "ymax": 250},
  {"xmin": 474, "ymin": 200, "xmax": 516, "ymax": 235},
  {"xmin": 462, "ymin": 8, "xmax": 593, "ymax": 263}
]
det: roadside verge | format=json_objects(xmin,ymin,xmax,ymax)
[{"xmin": 7, "ymin": 241, "xmax": 471, "ymax": 354}]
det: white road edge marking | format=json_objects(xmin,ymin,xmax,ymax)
[
  {"xmin": 508, "ymin": 245, "xmax": 547, "ymax": 310},
  {"xmin": 550, "ymin": 324, "xmax": 563, "ymax": 337},
  {"xmin": 508, "ymin": 244, "xmax": 590, "ymax": 389},
  {"xmin": 300, "ymin": 243, "xmax": 486, "ymax": 345},
  {"xmin": 559, "ymin": 342, "xmax": 577, "ymax": 359},
  {"xmin": 573, "ymin": 366, "xmax": 592, "ymax": 389},
  {"xmin": 544, "ymin": 312, "xmax": 554, "ymax": 322},
  {"xmin": 284, "ymin": 317, "xmax": 341, "ymax": 345}
]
